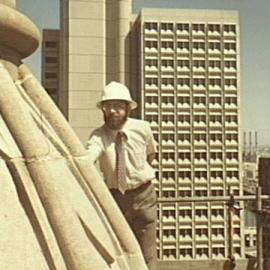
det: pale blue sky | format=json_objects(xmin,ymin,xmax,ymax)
[{"xmin": 17, "ymin": 0, "xmax": 270, "ymax": 145}]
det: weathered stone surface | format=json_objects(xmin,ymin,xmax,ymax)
[{"xmin": 0, "ymin": 1, "xmax": 147, "ymax": 269}]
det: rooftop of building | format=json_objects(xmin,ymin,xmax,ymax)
[{"xmin": 138, "ymin": 7, "xmax": 239, "ymax": 22}]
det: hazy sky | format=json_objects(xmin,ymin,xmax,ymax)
[{"xmin": 17, "ymin": 0, "xmax": 270, "ymax": 145}]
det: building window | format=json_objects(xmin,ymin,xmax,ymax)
[
  {"xmin": 145, "ymin": 22, "xmax": 158, "ymax": 32},
  {"xmin": 212, "ymin": 228, "xmax": 224, "ymax": 236},
  {"xmin": 192, "ymin": 24, "xmax": 205, "ymax": 33},
  {"xmin": 226, "ymin": 152, "xmax": 238, "ymax": 160},
  {"xmin": 194, "ymin": 96, "xmax": 206, "ymax": 104},
  {"xmin": 45, "ymin": 56, "xmax": 57, "ymax": 63},
  {"xmin": 226, "ymin": 133, "xmax": 238, "ymax": 141},
  {"xmin": 194, "ymin": 151, "xmax": 207, "ymax": 160},
  {"xmin": 209, "ymin": 114, "xmax": 222, "ymax": 123},
  {"xmin": 177, "ymin": 59, "xmax": 190, "ymax": 68},
  {"xmin": 211, "ymin": 170, "xmax": 223, "ymax": 178},
  {"xmin": 227, "ymin": 171, "xmax": 239, "ymax": 179},
  {"xmin": 179, "ymin": 248, "xmax": 192, "ymax": 259},
  {"xmin": 194, "ymin": 171, "xmax": 207, "ymax": 179},
  {"xmin": 162, "ymin": 207, "xmax": 175, "ymax": 217},
  {"xmin": 225, "ymin": 78, "xmax": 237, "ymax": 87},
  {"xmin": 178, "ymin": 96, "xmax": 190, "ymax": 104},
  {"xmin": 161, "ymin": 95, "xmax": 174, "ymax": 105},
  {"xmin": 45, "ymin": 72, "xmax": 57, "ymax": 79},
  {"xmin": 179, "ymin": 209, "xmax": 192, "ymax": 218},
  {"xmin": 210, "ymin": 152, "xmax": 223, "ymax": 160},
  {"xmin": 179, "ymin": 228, "xmax": 192, "ymax": 237},
  {"xmin": 145, "ymin": 40, "xmax": 158, "ymax": 49},
  {"xmin": 163, "ymin": 228, "xmax": 176, "ymax": 238},
  {"xmin": 178, "ymin": 78, "xmax": 190, "ymax": 87},
  {"xmin": 145, "ymin": 58, "xmax": 158, "ymax": 68},
  {"xmin": 178, "ymin": 170, "xmax": 191, "ymax": 179},
  {"xmin": 225, "ymin": 96, "xmax": 237, "ymax": 105},
  {"xmin": 212, "ymin": 208, "xmax": 224, "ymax": 217},
  {"xmin": 162, "ymin": 114, "xmax": 175, "ymax": 123},
  {"xmin": 224, "ymin": 42, "xmax": 236, "ymax": 51},
  {"xmin": 208, "ymin": 24, "xmax": 221, "ymax": 33},
  {"xmin": 163, "ymin": 171, "xmax": 175, "ymax": 180},
  {"xmin": 177, "ymin": 23, "xmax": 189, "ymax": 32},
  {"xmin": 178, "ymin": 152, "xmax": 191, "ymax": 160},
  {"xmin": 193, "ymin": 42, "xmax": 205, "ymax": 50},
  {"xmin": 45, "ymin": 41, "xmax": 57, "ymax": 48},
  {"xmin": 210, "ymin": 133, "xmax": 222, "ymax": 142},
  {"xmin": 161, "ymin": 58, "xmax": 174, "ymax": 67},
  {"xmin": 178, "ymin": 114, "xmax": 190, "ymax": 123},
  {"xmin": 223, "ymin": 24, "xmax": 236, "ymax": 34},
  {"xmin": 225, "ymin": 115, "xmax": 238, "ymax": 123},
  {"xmin": 209, "ymin": 78, "xmax": 221, "ymax": 87},
  {"xmin": 193, "ymin": 59, "xmax": 205, "ymax": 68},
  {"xmin": 194, "ymin": 133, "xmax": 206, "ymax": 142},
  {"xmin": 178, "ymin": 133, "xmax": 191, "ymax": 142},
  {"xmin": 194, "ymin": 114, "xmax": 206, "ymax": 123},
  {"xmin": 213, "ymin": 247, "xmax": 225, "ymax": 257},
  {"xmin": 195, "ymin": 209, "xmax": 208, "ymax": 217},
  {"xmin": 195, "ymin": 189, "xmax": 207, "ymax": 197},
  {"xmin": 211, "ymin": 189, "xmax": 224, "ymax": 196},
  {"xmin": 209, "ymin": 96, "xmax": 222, "ymax": 105},
  {"xmin": 177, "ymin": 41, "xmax": 190, "ymax": 50},
  {"xmin": 145, "ymin": 77, "xmax": 158, "ymax": 86},
  {"xmin": 162, "ymin": 190, "xmax": 176, "ymax": 198},
  {"xmin": 209, "ymin": 60, "xmax": 221, "ymax": 69},
  {"xmin": 163, "ymin": 152, "xmax": 175, "ymax": 161},
  {"xmin": 225, "ymin": 60, "xmax": 237, "ymax": 69},
  {"xmin": 145, "ymin": 114, "xmax": 158, "ymax": 123},
  {"xmin": 160, "ymin": 22, "xmax": 174, "ymax": 32},
  {"xmin": 145, "ymin": 95, "xmax": 158, "ymax": 104},
  {"xmin": 161, "ymin": 40, "xmax": 174, "ymax": 50},
  {"xmin": 209, "ymin": 42, "xmax": 221, "ymax": 50},
  {"xmin": 193, "ymin": 78, "xmax": 206, "ymax": 87}
]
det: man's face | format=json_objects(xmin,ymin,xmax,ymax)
[{"xmin": 101, "ymin": 100, "xmax": 130, "ymax": 130}]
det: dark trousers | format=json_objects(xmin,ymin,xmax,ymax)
[{"xmin": 110, "ymin": 181, "xmax": 157, "ymax": 270}]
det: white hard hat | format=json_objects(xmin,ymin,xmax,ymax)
[{"xmin": 97, "ymin": 81, "xmax": 137, "ymax": 110}]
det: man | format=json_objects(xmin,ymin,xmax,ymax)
[{"xmin": 86, "ymin": 81, "xmax": 157, "ymax": 270}]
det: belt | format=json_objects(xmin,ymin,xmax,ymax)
[{"xmin": 110, "ymin": 181, "xmax": 151, "ymax": 194}]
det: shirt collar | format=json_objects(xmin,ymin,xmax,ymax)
[{"xmin": 104, "ymin": 118, "xmax": 131, "ymax": 140}]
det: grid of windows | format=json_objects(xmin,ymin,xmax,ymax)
[{"xmin": 140, "ymin": 17, "xmax": 242, "ymax": 261}]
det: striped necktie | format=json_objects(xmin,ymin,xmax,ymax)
[{"xmin": 115, "ymin": 131, "xmax": 128, "ymax": 194}]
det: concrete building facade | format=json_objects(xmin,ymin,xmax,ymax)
[
  {"xmin": 130, "ymin": 9, "xmax": 244, "ymax": 261},
  {"xmin": 258, "ymin": 156, "xmax": 270, "ymax": 265}
]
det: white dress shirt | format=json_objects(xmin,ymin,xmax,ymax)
[{"xmin": 86, "ymin": 118, "xmax": 157, "ymax": 190}]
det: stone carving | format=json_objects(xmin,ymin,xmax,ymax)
[{"xmin": 0, "ymin": 1, "xmax": 147, "ymax": 269}]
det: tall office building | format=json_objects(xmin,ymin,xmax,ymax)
[
  {"xmin": 58, "ymin": 1, "xmax": 245, "ymax": 263},
  {"xmin": 42, "ymin": 29, "xmax": 60, "ymax": 104},
  {"xmin": 130, "ymin": 9, "xmax": 244, "ymax": 260}
]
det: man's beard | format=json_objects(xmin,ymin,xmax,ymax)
[{"xmin": 104, "ymin": 113, "xmax": 128, "ymax": 130}]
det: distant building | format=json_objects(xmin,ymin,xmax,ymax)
[
  {"xmin": 258, "ymin": 156, "xmax": 270, "ymax": 262},
  {"xmin": 244, "ymin": 227, "xmax": 256, "ymax": 257},
  {"xmin": 130, "ymin": 8, "xmax": 244, "ymax": 260},
  {"xmin": 41, "ymin": 29, "xmax": 60, "ymax": 104}
]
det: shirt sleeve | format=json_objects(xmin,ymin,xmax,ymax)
[
  {"xmin": 86, "ymin": 131, "xmax": 104, "ymax": 163},
  {"xmin": 145, "ymin": 122, "xmax": 157, "ymax": 155}
]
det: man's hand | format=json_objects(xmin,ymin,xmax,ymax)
[{"xmin": 147, "ymin": 153, "xmax": 156, "ymax": 165}]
